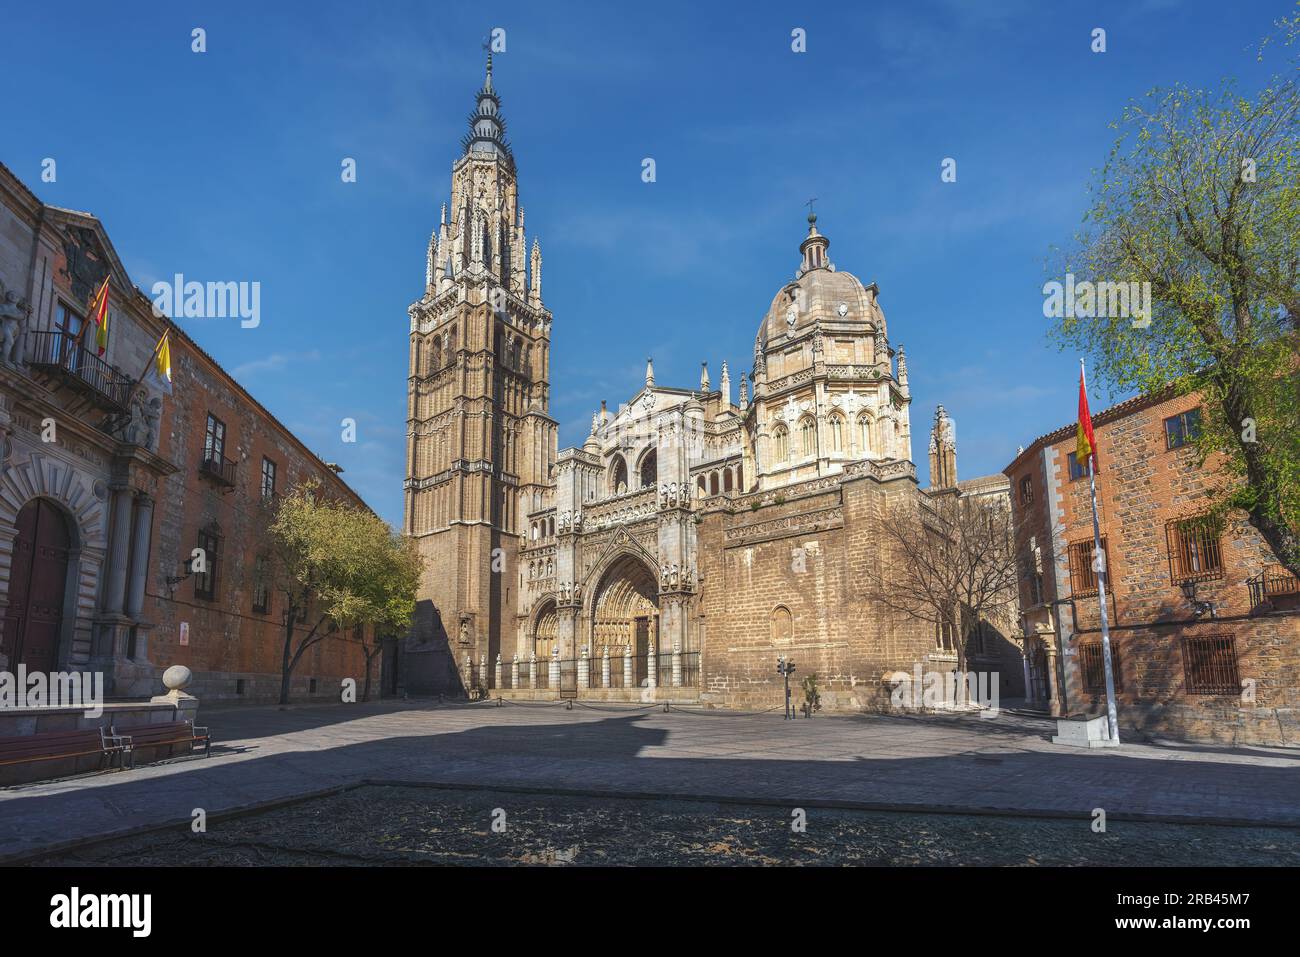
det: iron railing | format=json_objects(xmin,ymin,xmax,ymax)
[
  {"xmin": 26, "ymin": 330, "xmax": 132, "ymax": 411},
  {"xmin": 1248, "ymin": 564, "xmax": 1300, "ymax": 613},
  {"xmin": 199, "ymin": 453, "xmax": 237, "ymax": 487}
]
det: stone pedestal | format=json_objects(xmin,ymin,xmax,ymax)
[
  {"xmin": 647, "ymin": 642, "xmax": 657, "ymax": 689},
  {"xmin": 1051, "ymin": 714, "xmax": 1119, "ymax": 748},
  {"xmin": 601, "ymin": 647, "xmax": 611, "ymax": 688},
  {"xmin": 623, "ymin": 646, "xmax": 633, "ymax": 689},
  {"xmin": 578, "ymin": 649, "xmax": 589, "ymax": 690}
]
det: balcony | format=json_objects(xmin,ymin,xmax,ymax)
[
  {"xmin": 1248, "ymin": 564, "xmax": 1300, "ymax": 614},
  {"xmin": 26, "ymin": 330, "xmax": 132, "ymax": 412},
  {"xmin": 199, "ymin": 452, "xmax": 236, "ymax": 488}
]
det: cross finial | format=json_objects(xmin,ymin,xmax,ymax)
[{"xmin": 805, "ymin": 197, "xmax": 818, "ymax": 223}]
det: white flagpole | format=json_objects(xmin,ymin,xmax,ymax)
[{"xmin": 1082, "ymin": 359, "xmax": 1120, "ymax": 744}]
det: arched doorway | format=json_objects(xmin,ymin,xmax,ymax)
[
  {"xmin": 2, "ymin": 499, "xmax": 72, "ymax": 674},
  {"xmin": 533, "ymin": 598, "xmax": 559, "ymax": 658},
  {"xmin": 590, "ymin": 553, "xmax": 658, "ymax": 684}
]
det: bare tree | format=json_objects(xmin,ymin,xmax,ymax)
[{"xmin": 868, "ymin": 491, "xmax": 1020, "ymax": 702}]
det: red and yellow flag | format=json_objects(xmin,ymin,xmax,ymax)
[
  {"xmin": 1077, "ymin": 363, "xmax": 1097, "ymax": 467},
  {"xmin": 86, "ymin": 275, "xmax": 110, "ymax": 356}
]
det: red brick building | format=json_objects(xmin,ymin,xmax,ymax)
[
  {"xmin": 1005, "ymin": 388, "xmax": 1299, "ymax": 745},
  {"xmin": 0, "ymin": 161, "xmax": 379, "ymax": 705}
]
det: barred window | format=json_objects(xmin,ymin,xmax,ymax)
[
  {"xmin": 1181, "ymin": 634, "xmax": 1239, "ymax": 695},
  {"xmin": 1167, "ymin": 516, "xmax": 1223, "ymax": 584},
  {"xmin": 1019, "ymin": 475, "xmax": 1033, "ymax": 506},
  {"xmin": 1068, "ymin": 537, "xmax": 1106, "ymax": 598},
  {"xmin": 194, "ymin": 527, "xmax": 220, "ymax": 601},
  {"xmin": 261, "ymin": 457, "xmax": 277, "ymax": 501},
  {"xmin": 1079, "ymin": 641, "xmax": 1123, "ymax": 694},
  {"xmin": 1164, "ymin": 408, "xmax": 1202, "ymax": 450},
  {"xmin": 251, "ymin": 555, "xmax": 269, "ymax": 614}
]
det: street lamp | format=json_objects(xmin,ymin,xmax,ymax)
[{"xmin": 1179, "ymin": 580, "xmax": 1216, "ymax": 618}]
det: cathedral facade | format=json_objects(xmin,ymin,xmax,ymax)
[{"xmin": 402, "ymin": 59, "xmax": 1001, "ymax": 709}]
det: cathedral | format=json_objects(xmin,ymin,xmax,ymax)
[{"xmin": 401, "ymin": 56, "xmax": 1017, "ymax": 709}]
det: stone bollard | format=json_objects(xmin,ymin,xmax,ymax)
[
  {"xmin": 623, "ymin": 645, "xmax": 633, "ymax": 689},
  {"xmin": 530, "ymin": 653, "xmax": 538, "ymax": 690},
  {"xmin": 647, "ymin": 642, "xmax": 657, "ymax": 689},
  {"xmin": 578, "ymin": 648, "xmax": 590, "ymax": 690},
  {"xmin": 464, "ymin": 653, "xmax": 473, "ymax": 690},
  {"xmin": 494, "ymin": 654, "xmax": 503, "ymax": 691},
  {"xmin": 602, "ymin": 646, "xmax": 611, "ymax": 688},
  {"xmin": 672, "ymin": 644, "xmax": 682, "ymax": 688},
  {"xmin": 511, "ymin": 654, "xmax": 520, "ymax": 690},
  {"xmin": 480, "ymin": 654, "xmax": 487, "ymax": 692},
  {"xmin": 151, "ymin": 664, "xmax": 200, "ymax": 725},
  {"xmin": 549, "ymin": 649, "xmax": 560, "ymax": 689}
]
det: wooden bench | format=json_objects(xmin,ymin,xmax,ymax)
[
  {"xmin": 0, "ymin": 726, "xmax": 131, "ymax": 775},
  {"xmin": 112, "ymin": 721, "xmax": 211, "ymax": 768}
]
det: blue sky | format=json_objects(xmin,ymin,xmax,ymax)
[{"xmin": 3, "ymin": 0, "xmax": 1288, "ymax": 525}]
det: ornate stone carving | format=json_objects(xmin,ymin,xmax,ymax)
[{"xmin": 0, "ymin": 279, "xmax": 31, "ymax": 367}]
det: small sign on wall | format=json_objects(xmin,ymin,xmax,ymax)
[{"xmin": 180, "ymin": 622, "xmax": 190, "ymax": 646}]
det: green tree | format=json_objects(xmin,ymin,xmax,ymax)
[
  {"xmin": 1050, "ymin": 11, "xmax": 1300, "ymax": 578},
  {"xmin": 266, "ymin": 483, "xmax": 423, "ymax": 705}
]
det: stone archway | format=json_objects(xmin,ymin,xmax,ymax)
[
  {"xmin": 0, "ymin": 454, "xmax": 107, "ymax": 671},
  {"xmin": 588, "ymin": 552, "xmax": 659, "ymax": 663},
  {"xmin": 532, "ymin": 598, "xmax": 559, "ymax": 658},
  {"xmin": 2, "ymin": 498, "xmax": 72, "ymax": 673}
]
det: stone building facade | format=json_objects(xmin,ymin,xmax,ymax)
[
  {"xmin": 1005, "ymin": 389, "xmax": 1300, "ymax": 745},
  {"xmin": 0, "ymin": 161, "xmax": 376, "ymax": 705},
  {"xmin": 402, "ymin": 59, "xmax": 1026, "ymax": 710}
]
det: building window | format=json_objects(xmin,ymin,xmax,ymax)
[
  {"xmin": 194, "ymin": 527, "xmax": 221, "ymax": 601},
  {"xmin": 800, "ymin": 417, "xmax": 817, "ymax": 457},
  {"xmin": 770, "ymin": 605, "xmax": 793, "ymax": 642},
  {"xmin": 1181, "ymin": 634, "xmax": 1239, "ymax": 695},
  {"xmin": 1079, "ymin": 641, "xmax": 1124, "ymax": 694},
  {"xmin": 639, "ymin": 449, "xmax": 657, "ymax": 488},
  {"xmin": 204, "ymin": 414, "xmax": 226, "ymax": 463},
  {"xmin": 773, "ymin": 425, "xmax": 789, "ymax": 461},
  {"xmin": 935, "ymin": 619, "xmax": 956, "ymax": 652},
  {"xmin": 1164, "ymin": 408, "xmax": 1202, "ymax": 450},
  {"xmin": 1167, "ymin": 515, "xmax": 1223, "ymax": 584},
  {"xmin": 1019, "ymin": 475, "xmax": 1033, "ymax": 506},
  {"xmin": 857, "ymin": 416, "xmax": 872, "ymax": 454},
  {"xmin": 261, "ymin": 457, "xmax": 277, "ymax": 501},
  {"xmin": 1066, "ymin": 451, "xmax": 1090, "ymax": 481},
  {"xmin": 251, "ymin": 555, "xmax": 269, "ymax": 614},
  {"xmin": 1067, "ymin": 537, "xmax": 1106, "ymax": 598},
  {"xmin": 828, "ymin": 414, "xmax": 844, "ymax": 452}
]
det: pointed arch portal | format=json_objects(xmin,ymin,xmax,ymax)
[{"xmin": 589, "ymin": 553, "xmax": 659, "ymax": 665}]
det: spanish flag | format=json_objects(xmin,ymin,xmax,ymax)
[
  {"xmin": 86, "ymin": 275, "xmax": 110, "ymax": 356},
  {"xmin": 1077, "ymin": 361, "xmax": 1097, "ymax": 468}
]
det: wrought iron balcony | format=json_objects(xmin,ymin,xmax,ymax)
[
  {"xmin": 26, "ymin": 330, "xmax": 132, "ymax": 412},
  {"xmin": 199, "ymin": 452, "xmax": 237, "ymax": 488},
  {"xmin": 1247, "ymin": 564, "xmax": 1300, "ymax": 614}
]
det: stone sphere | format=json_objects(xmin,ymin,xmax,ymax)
[{"xmin": 162, "ymin": 665, "xmax": 193, "ymax": 691}]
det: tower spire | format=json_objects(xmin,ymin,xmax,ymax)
[{"xmin": 461, "ymin": 44, "xmax": 512, "ymax": 164}]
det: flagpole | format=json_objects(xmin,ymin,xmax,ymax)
[
  {"xmin": 1082, "ymin": 359, "xmax": 1120, "ymax": 744},
  {"xmin": 132, "ymin": 328, "xmax": 168, "ymax": 389}
]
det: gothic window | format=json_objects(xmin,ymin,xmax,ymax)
[
  {"xmin": 430, "ymin": 336, "xmax": 441, "ymax": 370},
  {"xmin": 828, "ymin": 414, "xmax": 845, "ymax": 452},
  {"xmin": 697, "ymin": 476, "xmax": 707, "ymax": 497},
  {"xmin": 709, "ymin": 472, "xmax": 720, "ymax": 496},
  {"xmin": 639, "ymin": 449, "xmax": 657, "ymax": 488},
  {"xmin": 799, "ymin": 417, "xmax": 817, "ymax": 457},
  {"xmin": 548, "ymin": 517, "xmax": 555, "ymax": 537},
  {"xmin": 723, "ymin": 468, "xmax": 734, "ymax": 492},
  {"xmin": 610, "ymin": 455, "xmax": 628, "ymax": 495},
  {"xmin": 773, "ymin": 425, "xmax": 789, "ymax": 461},
  {"xmin": 857, "ymin": 415, "xmax": 872, "ymax": 454}
]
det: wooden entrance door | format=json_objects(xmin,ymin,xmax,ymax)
[{"xmin": 2, "ymin": 500, "xmax": 71, "ymax": 674}]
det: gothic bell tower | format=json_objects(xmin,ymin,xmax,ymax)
[{"xmin": 403, "ymin": 52, "xmax": 557, "ymax": 693}]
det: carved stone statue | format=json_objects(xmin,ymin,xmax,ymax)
[{"xmin": 0, "ymin": 282, "xmax": 31, "ymax": 367}]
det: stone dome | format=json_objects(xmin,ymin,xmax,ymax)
[{"xmin": 755, "ymin": 216, "xmax": 882, "ymax": 351}]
